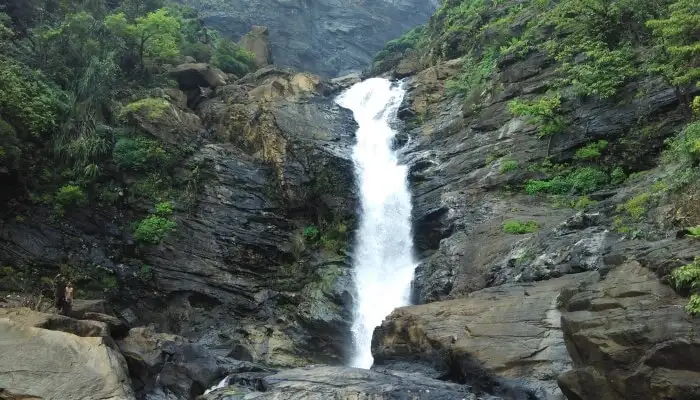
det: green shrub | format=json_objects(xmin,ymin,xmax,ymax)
[
  {"xmin": 574, "ymin": 140, "xmax": 609, "ymax": 160},
  {"xmin": 446, "ymin": 49, "xmax": 498, "ymax": 98},
  {"xmin": 574, "ymin": 196, "xmax": 597, "ymax": 210},
  {"xmin": 686, "ymin": 226, "xmax": 700, "ymax": 238},
  {"xmin": 373, "ymin": 25, "xmax": 426, "ymax": 66},
  {"xmin": 500, "ymin": 159, "xmax": 518, "ymax": 174},
  {"xmin": 670, "ymin": 259, "xmax": 700, "ymax": 316},
  {"xmin": 508, "ymin": 94, "xmax": 566, "ymax": 137},
  {"xmin": 211, "ymin": 38, "xmax": 256, "ymax": 76},
  {"xmin": 687, "ymin": 294, "xmax": 700, "ymax": 316},
  {"xmin": 54, "ymin": 184, "xmax": 86, "ymax": 213},
  {"xmin": 134, "ymin": 215, "xmax": 176, "ymax": 244},
  {"xmin": 560, "ymin": 44, "xmax": 638, "ymax": 98},
  {"xmin": 113, "ymin": 136, "xmax": 169, "ymax": 172},
  {"xmin": 303, "ymin": 225, "xmax": 320, "ymax": 242},
  {"xmin": 664, "ymin": 122, "xmax": 700, "ymax": 166},
  {"xmin": 617, "ymin": 192, "xmax": 651, "ymax": 220},
  {"xmin": 0, "ymin": 57, "xmax": 62, "ymax": 137},
  {"xmin": 610, "ymin": 167, "xmax": 627, "ymax": 185},
  {"xmin": 671, "ymin": 259, "xmax": 700, "ymax": 292},
  {"xmin": 119, "ymin": 97, "xmax": 169, "ymax": 121},
  {"xmin": 526, "ymin": 167, "xmax": 609, "ymax": 195},
  {"xmin": 503, "ymin": 219, "xmax": 539, "ymax": 234},
  {"xmin": 155, "ymin": 201, "xmax": 174, "ymax": 216}
]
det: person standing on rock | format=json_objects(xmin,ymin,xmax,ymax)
[
  {"xmin": 54, "ymin": 274, "xmax": 66, "ymax": 314},
  {"xmin": 62, "ymin": 281, "xmax": 74, "ymax": 316}
]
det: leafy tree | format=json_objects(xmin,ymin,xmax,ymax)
[
  {"xmin": 646, "ymin": 0, "xmax": 700, "ymax": 105},
  {"xmin": 105, "ymin": 8, "xmax": 180, "ymax": 71}
]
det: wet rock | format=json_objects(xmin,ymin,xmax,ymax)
[
  {"xmin": 373, "ymin": 272, "xmax": 599, "ymax": 399},
  {"xmin": 0, "ymin": 314, "xmax": 134, "ymax": 400},
  {"xmin": 201, "ymin": 365, "xmax": 504, "ymax": 400}
]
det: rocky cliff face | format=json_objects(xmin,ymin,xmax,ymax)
[
  {"xmin": 0, "ymin": 64, "xmax": 360, "ymax": 379},
  {"xmin": 366, "ymin": 6, "xmax": 700, "ymax": 398},
  {"xmin": 177, "ymin": 0, "xmax": 439, "ymax": 77}
]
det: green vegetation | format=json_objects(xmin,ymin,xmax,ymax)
[
  {"xmin": 617, "ymin": 193, "xmax": 652, "ymax": 220},
  {"xmin": 508, "ymin": 95, "xmax": 566, "ymax": 137},
  {"xmin": 646, "ymin": 0, "xmax": 700, "ymax": 104},
  {"xmin": 686, "ymin": 226, "xmax": 700, "ymax": 238},
  {"xmin": 665, "ymin": 122, "xmax": 700, "ymax": 167},
  {"xmin": 500, "ymin": 159, "xmax": 517, "ymax": 174},
  {"xmin": 525, "ymin": 167, "xmax": 609, "ymax": 195},
  {"xmin": 610, "ymin": 167, "xmax": 627, "ymax": 185},
  {"xmin": 133, "ymin": 201, "xmax": 177, "ymax": 244},
  {"xmin": 303, "ymin": 225, "xmax": 320, "ymax": 242},
  {"xmin": 372, "ymin": 25, "xmax": 426, "ymax": 73},
  {"xmin": 575, "ymin": 140, "xmax": 609, "ymax": 161},
  {"xmin": 212, "ymin": 38, "xmax": 256, "ymax": 76},
  {"xmin": 0, "ymin": 0, "xmax": 235, "ymax": 209},
  {"xmin": 54, "ymin": 184, "xmax": 87, "ymax": 215},
  {"xmin": 112, "ymin": 136, "xmax": 170, "ymax": 172},
  {"xmin": 119, "ymin": 97, "xmax": 170, "ymax": 121},
  {"xmin": 446, "ymin": 49, "xmax": 498, "ymax": 98},
  {"xmin": 503, "ymin": 219, "xmax": 539, "ymax": 234},
  {"xmin": 300, "ymin": 222, "xmax": 349, "ymax": 255},
  {"xmin": 104, "ymin": 8, "xmax": 181, "ymax": 71},
  {"xmin": 670, "ymin": 259, "xmax": 700, "ymax": 315}
]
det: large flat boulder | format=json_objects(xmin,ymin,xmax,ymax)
[
  {"xmin": 202, "ymin": 365, "xmax": 502, "ymax": 400},
  {"xmin": 558, "ymin": 262, "xmax": 700, "ymax": 400},
  {"xmin": 0, "ymin": 317, "xmax": 134, "ymax": 400},
  {"xmin": 372, "ymin": 272, "xmax": 599, "ymax": 399}
]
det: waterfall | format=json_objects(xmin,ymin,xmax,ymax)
[{"xmin": 336, "ymin": 78, "xmax": 417, "ymax": 369}]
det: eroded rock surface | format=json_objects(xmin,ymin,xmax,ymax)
[
  {"xmin": 558, "ymin": 262, "xmax": 700, "ymax": 400},
  {"xmin": 0, "ymin": 315, "xmax": 134, "ymax": 400},
  {"xmin": 373, "ymin": 273, "xmax": 599, "ymax": 399},
  {"xmin": 202, "ymin": 365, "xmax": 504, "ymax": 400}
]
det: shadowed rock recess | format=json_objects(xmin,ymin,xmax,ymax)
[{"xmin": 1, "ymin": 0, "xmax": 700, "ymax": 399}]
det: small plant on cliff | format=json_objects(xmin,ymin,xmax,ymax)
[
  {"xmin": 155, "ymin": 201, "xmax": 174, "ymax": 216},
  {"xmin": 503, "ymin": 219, "xmax": 539, "ymax": 234},
  {"xmin": 446, "ymin": 49, "xmax": 498, "ymax": 98},
  {"xmin": 575, "ymin": 140, "xmax": 609, "ymax": 160},
  {"xmin": 134, "ymin": 215, "xmax": 176, "ymax": 244},
  {"xmin": 670, "ymin": 259, "xmax": 700, "ymax": 315},
  {"xmin": 134, "ymin": 201, "xmax": 177, "ymax": 244},
  {"xmin": 508, "ymin": 94, "xmax": 566, "ymax": 137},
  {"xmin": 119, "ymin": 98, "xmax": 170, "ymax": 121},
  {"xmin": 54, "ymin": 184, "xmax": 86, "ymax": 215},
  {"xmin": 211, "ymin": 38, "xmax": 256, "ymax": 76},
  {"xmin": 500, "ymin": 159, "xmax": 518, "ymax": 174},
  {"xmin": 617, "ymin": 192, "xmax": 651, "ymax": 220},
  {"xmin": 525, "ymin": 167, "xmax": 609, "ymax": 195},
  {"xmin": 665, "ymin": 122, "xmax": 700, "ymax": 167},
  {"xmin": 686, "ymin": 226, "xmax": 700, "ymax": 238},
  {"xmin": 303, "ymin": 225, "xmax": 320, "ymax": 242}
]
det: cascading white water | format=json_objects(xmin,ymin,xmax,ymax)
[{"xmin": 336, "ymin": 78, "xmax": 418, "ymax": 369}]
